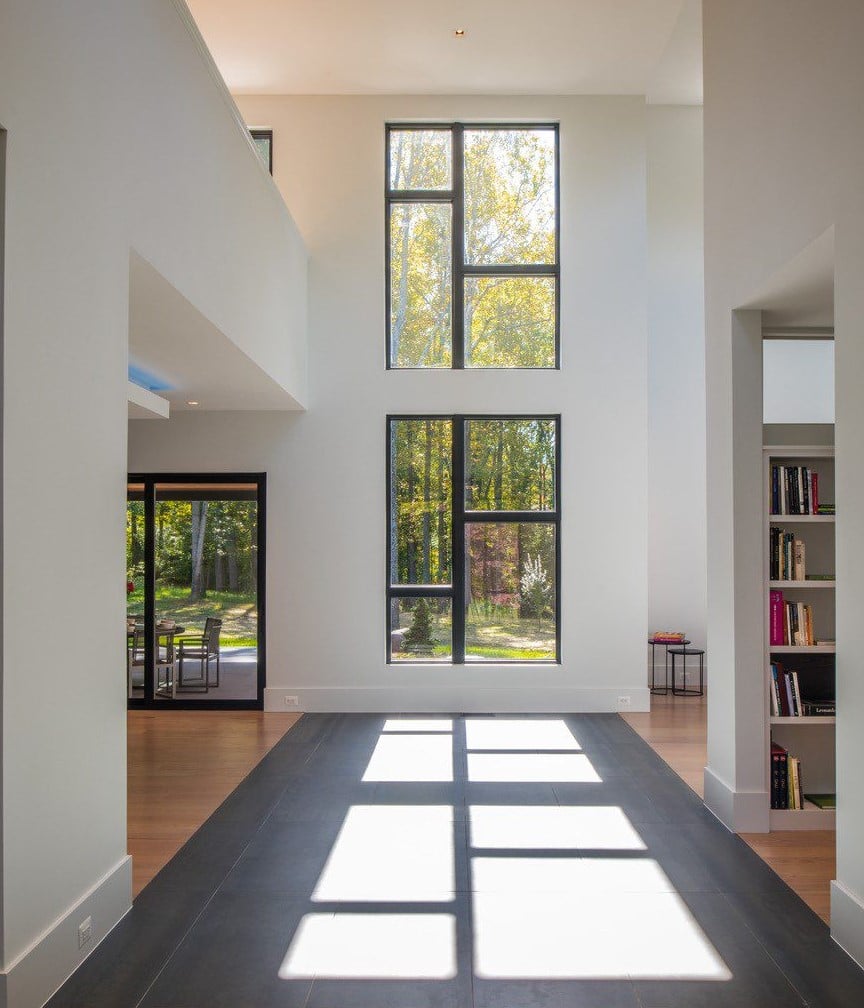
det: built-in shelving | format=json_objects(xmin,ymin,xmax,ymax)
[
  {"xmin": 769, "ymin": 514, "xmax": 835, "ymax": 523},
  {"xmin": 764, "ymin": 446, "xmax": 836, "ymax": 830}
]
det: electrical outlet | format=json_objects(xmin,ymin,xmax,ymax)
[
  {"xmin": 285, "ymin": 695, "xmax": 299, "ymax": 706},
  {"xmin": 78, "ymin": 916, "xmax": 92, "ymax": 950},
  {"xmin": 617, "ymin": 695, "xmax": 632, "ymax": 708}
]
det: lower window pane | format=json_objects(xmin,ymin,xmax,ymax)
[
  {"xmin": 466, "ymin": 523, "xmax": 556, "ymax": 661},
  {"xmin": 465, "ymin": 276, "xmax": 556, "ymax": 368},
  {"xmin": 390, "ymin": 597, "xmax": 453, "ymax": 661}
]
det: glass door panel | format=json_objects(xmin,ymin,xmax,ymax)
[{"xmin": 154, "ymin": 482, "xmax": 260, "ymax": 701}]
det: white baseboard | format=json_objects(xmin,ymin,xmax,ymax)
[
  {"xmin": 703, "ymin": 765, "xmax": 769, "ymax": 832},
  {"xmin": 265, "ymin": 686, "xmax": 651, "ymax": 714},
  {"xmin": 831, "ymin": 881, "xmax": 864, "ymax": 968},
  {"xmin": 0, "ymin": 855, "xmax": 132, "ymax": 1008}
]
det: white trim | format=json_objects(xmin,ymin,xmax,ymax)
[
  {"xmin": 831, "ymin": 881, "xmax": 864, "ymax": 969},
  {"xmin": 703, "ymin": 765, "xmax": 769, "ymax": 832},
  {"xmin": 0, "ymin": 856, "xmax": 132, "ymax": 1008},
  {"xmin": 265, "ymin": 686, "xmax": 652, "ymax": 714}
]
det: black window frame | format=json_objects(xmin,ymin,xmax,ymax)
[
  {"xmin": 385, "ymin": 122, "xmax": 561, "ymax": 370},
  {"xmin": 126, "ymin": 472, "xmax": 267, "ymax": 711},
  {"xmin": 387, "ymin": 414, "xmax": 561, "ymax": 664},
  {"xmin": 250, "ymin": 128, "xmax": 273, "ymax": 174}
]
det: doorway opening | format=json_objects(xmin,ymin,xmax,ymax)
[{"xmin": 127, "ymin": 473, "xmax": 266, "ymax": 709}]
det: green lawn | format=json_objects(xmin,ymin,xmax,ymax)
[{"xmin": 127, "ymin": 586, "xmax": 257, "ymax": 647}]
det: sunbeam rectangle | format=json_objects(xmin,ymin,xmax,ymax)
[
  {"xmin": 313, "ymin": 806, "xmax": 454, "ymax": 902},
  {"xmin": 467, "ymin": 752, "xmax": 600, "ymax": 783},
  {"xmin": 465, "ymin": 719, "xmax": 580, "ymax": 751},
  {"xmin": 469, "ymin": 805, "xmax": 646, "ymax": 851},
  {"xmin": 280, "ymin": 913, "xmax": 457, "ymax": 979},
  {"xmin": 362, "ymin": 734, "xmax": 453, "ymax": 781},
  {"xmin": 473, "ymin": 890, "xmax": 731, "ymax": 980}
]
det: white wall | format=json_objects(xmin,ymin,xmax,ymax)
[
  {"xmin": 702, "ymin": 0, "xmax": 864, "ymax": 963},
  {"xmin": 0, "ymin": 2, "xmax": 306, "ymax": 1004},
  {"xmin": 131, "ymin": 93, "xmax": 651, "ymax": 713},
  {"xmin": 763, "ymin": 340, "xmax": 835, "ymax": 424},
  {"xmin": 646, "ymin": 105, "xmax": 706, "ymax": 658}
]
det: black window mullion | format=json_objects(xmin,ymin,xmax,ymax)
[
  {"xmin": 451, "ymin": 416, "xmax": 466, "ymax": 662},
  {"xmin": 143, "ymin": 477, "xmax": 156, "ymax": 702},
  {"xmin": 452, "ymin": 125, "xmax": 465, "ymax": 369}
]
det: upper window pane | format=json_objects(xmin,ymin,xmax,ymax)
[
  {"xmin": 390, "ymin": 419, "xmax": 453, "ymax": 585},
  {"xmin": 390, "ymin": 203, "xmax": 452, "ymax": 368},
  {"xmin": 389, "ymin": 130, "xmax": 452, "ymax": 191},
  {"xmin": 464, "ymin": 128, "xmax": 556, "ymax": 266},
  {"xmin": 466, "ymin": 419, "xmax": 556, "ymax": 511}
]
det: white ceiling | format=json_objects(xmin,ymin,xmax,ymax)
[
  {"xmin": 128, "ymin": 253, "xmax": 301, "ymax": 416},
  {"xmin": 187, "ymin": 0, "xmax": 702, "ymax": 103}
]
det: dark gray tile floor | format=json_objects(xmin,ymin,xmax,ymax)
[{"xmin": 47, "ymin": 713, "xmax": 864, "ymax": 1008}]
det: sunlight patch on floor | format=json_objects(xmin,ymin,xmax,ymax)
[
  {"xmin": 362, "ymin": 733, "xmax": 453, "ymax": 782},
  {"xmin": 313, "ymin": 805, "xmax": 454, "ymax": 902},
  {"xmin": 473, "ymin": 891, "xmax": 731, "ymax": 980},
  {"xmin": 469, "ymin": 805, "xmax": 647, "ymax": 851},
  {"xmin": 465, "ymin": 718, "xmax": 581, "ymax": 750},
  {"xmin": 280, "ymin": 913, "xmax": 457, "ymax": 979},
  {"xmin": 467, "ymin": 752, "xmax": 601, "ymax": 783}
]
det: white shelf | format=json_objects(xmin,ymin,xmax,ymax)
[
  {"xmin": 769, "ymin": 580, "xmax": 835, "ymax": 589},
  {"xmin": 768, "ymin": 644, "xmax": 835, "ymax": 653},
  {"xmin": 769, "ymin": 806, "xmax": 835, "ymax": 831},
  {"xmin": 768, "ymin": 514, "xmax": 834, "ymax": 523},
  {"xmin": 770, "ymin": 716, "xmax": 835, "ymax": 725}
]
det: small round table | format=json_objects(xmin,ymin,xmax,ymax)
[
  {"xmin": 668, "ymin": 646, "xmax": 705, "ymax": 697},
  {"xmin": 648, "ymin": 638, "xmax": 690, "ymax": 695}
]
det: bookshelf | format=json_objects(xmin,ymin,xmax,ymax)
[{"xmin": 764, "ymin": 445, "xmax": 836, "ymax": 830}]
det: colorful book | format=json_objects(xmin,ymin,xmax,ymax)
[{"xmin": 770, "ymin": 590, "xmax": 784, "ymax": 646}]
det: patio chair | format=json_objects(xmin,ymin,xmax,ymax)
[
  {"xmin": 127, "ymin": 625, "xmax": 176, "ymax": 698},
  {"xmin": 177, "ymin": 617, "xmax": 222, "ymax": 693}
]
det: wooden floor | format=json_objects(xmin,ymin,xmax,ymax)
[
  {"xmin": 128, "ymin": 710, "xmax": 300, "ymax": 896},
  {"xmin": 623, "ymin": 692, "xmax": 834, "ymax": 923}
]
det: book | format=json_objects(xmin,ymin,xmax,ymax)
[
  {"xmin": 771, "ymin": 742, "xmax": 789, "ymax": 809},
  {"xmin": 793, "ymin": 539, "xmax": 806, "ymax": 581},
  {"xmin": 803, "ymin": 701, "xmax": 836, "ymax": 716},
  {"xmin": 769, "ymin": 590, "xmax": 784, "ymax": 646},
  {"xmin": 803, "ymin": 793, "xmax": 836, "ymax": 809},
  {"xmin": 805, "ymin": 573, "xmax": 835, "ymax": 581}
]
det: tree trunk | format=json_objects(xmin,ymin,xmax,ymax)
[
  {"xmin": 190, "ymin": 501, "xmax": 208, "ymax": 600},
  {"xmin": 227, "ymin": 524, "xmax": 239, "ymax": 591},
  {"xmin": 214, "ymin": 553, "xmax": 225, "ymax": 591},
  {"xmin": 422, "ymin": 420, "xmax": 432, "ymax": 583}
]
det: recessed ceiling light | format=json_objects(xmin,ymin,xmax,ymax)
[
  {"xmin": 454, "ymin": 28, "xmax": 465, "ymax": 38},
  {"xmin": 186, "ymin": 400, "xmax": 200, "ymax": 406}
]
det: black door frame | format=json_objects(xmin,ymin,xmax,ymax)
[{"xmin": 127, "ymin": 472, "xmax": 266, "ymax": 710}]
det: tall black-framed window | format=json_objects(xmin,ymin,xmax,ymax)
[
  {"xmin": 386, "ymin": 123, "xmax": 560, "ymax": 369},
  {"xmin": 250, "ymin": 128, "xmax": 273, "ymax": 174},
  {"xmin": 387, "ymin": 415, "xmax": 560, "ymax": 663}
]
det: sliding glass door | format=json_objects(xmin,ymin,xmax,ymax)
[{"xmin": 126, "ymin": 474, "xmax": 266, "ymax": 708}]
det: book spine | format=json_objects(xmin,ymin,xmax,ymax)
[
  {"xmin": 780, "ymin": 466, "xmax": 788, "ymax": 514},
  {"xmin": 770, "ymin": 590, "xmax": 784, "ymax": 646},
  {"xmin": 812, "ymin": 471, "xmax": 819, "ymax": 513},
  {"xmin": 783, "ymin": 671, "xmax": 795, "ymax": 717},
  {"xmin": 802, "ymin": 469, "xmax": 810, "ymax": 514},
  {"xmin": 770, "ymin": 666, "xmax": 780, "ymax": 716},
  {"xmin": 793, "ymin": 539, "xmax": 806, "ymax": 581},
  {"xmin": 790, "ymin": 670, "xmax": 802, "ymax": 716}
]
